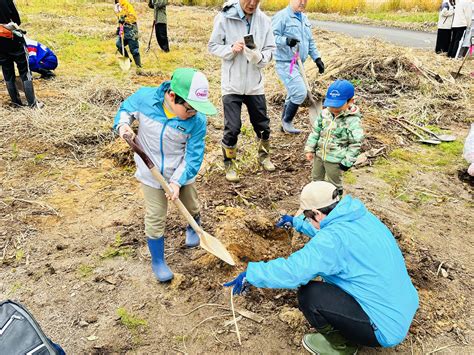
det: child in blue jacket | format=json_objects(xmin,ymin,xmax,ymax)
[
  {"xmin": 114, "ymin": 68, "xmax": 217, "ymax": 282},
  {"xmin": 25, "ymin": 38, "xmax": 58, "ymax": 79}
]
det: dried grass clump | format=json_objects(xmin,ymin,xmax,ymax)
[
  {"xmin": 305, "ymin": 38, "xmax": 471, "ymax": 126},
  {"xmin": 88, "ymin": 85, "xmax": 128, "ymax": 107},
  {"xmin": 0, "ymin": 77, "xmax": 134, "ymax": 158}
]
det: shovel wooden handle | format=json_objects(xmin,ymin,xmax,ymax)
[
  {"xmin": 398, "ymin": 118, "xmax": 444, "ymax": 140},
  {"xmin": 120, "ymin": 24, "xmax": 125, "ymax": 57},
  {"xmin": 295, "ymin": 46, "xmax": 316, "ymax": 105},
  {"xmin": 146, "ymin": 20, "xmax": 155, "ymax": 52},
  {"xmin": 123, "ymin": 134, "xmax": 201, "ymax": 233}
]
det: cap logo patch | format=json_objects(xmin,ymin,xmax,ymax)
[
  {"xmin": 329, "ymin": 90, "xmax": 340, "ymax": 98},
  {"xmin": 195, "ymin": 88, "xmax": 208, "ymax": 99}
]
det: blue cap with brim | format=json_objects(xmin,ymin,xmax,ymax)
[{"xmin": 323, "ymin": 79, "xmax": 355, "ymax": 108}]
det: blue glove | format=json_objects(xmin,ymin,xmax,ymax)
[
  {"xmin": 276, "ymin": 215, "xmax": 294, "ymax": 229},
  {"xmin": 223, "ymin": 271, "xmax": 249, "ymax": 295}
]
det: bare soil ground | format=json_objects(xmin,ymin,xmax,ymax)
[{"xmin": 1, "ymin": 4, "xmax": 473, "ymax": 354}]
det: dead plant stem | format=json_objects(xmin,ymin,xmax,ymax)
[{"xmin": 230, "ymin": 289, "xmax": 242, "ymax": 346}]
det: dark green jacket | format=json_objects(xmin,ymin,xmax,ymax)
[{"xmin": 150, "ymin": 0, "xmax": 167, "ymax": 24}]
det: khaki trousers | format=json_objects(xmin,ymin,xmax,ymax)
[
  {"xmin": 141, "ymin": 183, "xmax": 200, "ymax": 237},
  {"xmin": 311, "ymin": 155, "xmax": 343, "ymax": 191}
]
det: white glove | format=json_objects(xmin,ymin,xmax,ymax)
[
  {"xmin": 468, "ymin": 163, "xmax": 474, "ymax": 176},
  {"xmin": 243, "ymin": 46, "xmax": 263, "ymax": 65}
]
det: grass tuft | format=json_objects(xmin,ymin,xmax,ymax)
[{"xmin": 116, "ymin": 307, "xmax": 148, "ymax": 330}]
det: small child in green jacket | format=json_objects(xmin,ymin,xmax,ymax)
[{"xmin": 304, "ymin": 79, "xmax": 364, "ymax": 196}]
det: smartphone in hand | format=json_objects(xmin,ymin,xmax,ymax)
[{"xmin": 243, "ymin": 34, "xmax": 256, "ymax": 49}]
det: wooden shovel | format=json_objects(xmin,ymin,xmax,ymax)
[
  {"xmin": 391, "ymin": 119, "xmax": 441, "ymax": 145},
  {"xmin": 146, "ymin": 20, "xmax": 155, "ymax": 53},
  {"xmin": 399, "ymin": 118, "xmax": 456, "ymax": 142},
  {"xmin": 123, "ymin": 134, "xmax": 236, "ymax": 266},
  {"xmin": 295, "ymin": 44, "xmax": 322, "ymax": 126},
  {"xmin": 118, "ymin": 24, "xmax": 131, "ymax": 72}
]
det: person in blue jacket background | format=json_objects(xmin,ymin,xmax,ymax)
[
  {"xmin": 114, "ymin": 68, "xmax": 217, "ymax": 282},
  {"xmin": 272, "ymin": 0, "xmax": 324, "ymax": 134},
  {"xmin": 25, "ymin": 38, "xmax": 58, "ymax": 79},
  {"xmin": 224, "ymin": 181, "xmax": 419, "ymax": 354}
]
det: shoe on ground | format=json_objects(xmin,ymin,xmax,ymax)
[
  {"xmin": 302, "ymin": 333, "xmax": 358, "ymax": 355},
  {"xmin": 260, "ymin": 157, "xmax": 275, "ymax": 172}
]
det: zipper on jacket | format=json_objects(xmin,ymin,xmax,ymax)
[
  {"xmin": 160, "ymin": 120, "xmax": 169, "ymax": 175},
  {"xmin": 322, "ymin": 117, "xmax": 335, "ymax": 161}
]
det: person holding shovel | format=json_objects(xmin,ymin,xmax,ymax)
[
  {"xmin": 225, "ymin": 181, "xmax": 419, "ymax": 354},
  {"xmin": 208, "ymin": 0, "xmax": 277, "ymax": 182},
  {"xmin": 305, "ymin": 79, "xmax": 363, "ymax": 197},
  {"xmin": 148, "ymin": 0, "xmax": 170, "ymax": 52},
  {"xmin": 114, "ymin": 0, "xmax": 141, "ymax": 68},
  {"xmin": 272, "ymin": 0, "xmax": 324, "ymax": 134},
  {"xmin": 0, "ymin": 0, "xmax": 42, "ymax": 108},
  {"xmin": 113, "ymin": 68, "xmax": 217, "ymax": 282}
]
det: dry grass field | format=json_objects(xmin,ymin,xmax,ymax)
[{"xmin": 0, "ymin": 1, "xmax": 473, "ymax": 354}]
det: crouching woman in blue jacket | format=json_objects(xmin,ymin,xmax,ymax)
[{"xmin": 224, "ymin": 181, "xmax": 419, "ymax": 354}]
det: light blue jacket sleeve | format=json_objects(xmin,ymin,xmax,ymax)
[
  {"xmin": 113, "ymin": 90, "xmax": 143, "ymax": 132},
  {"xmin": 271, "ymin": 12, "xmax": 287, "ymax": 47},
  {"xmin": 305, "ymin": 17, "xmax": 320, "ymax": 61},
  {"xmin": 170, "ymin": 116, "xmax": 207, "ymax": 186},
  {"xmin": 293, "ymin": 214, "xmax": 319, "ymax": 238},
  {"xmin": 247, "ymin": 232, "xmax": 344, "ymax": 289}
]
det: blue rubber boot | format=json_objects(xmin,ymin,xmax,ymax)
[
  {"xmin": 147, "ymin": 237, "xmax": 173, "ymax": 282},
  {"xmin": 185, "ymin": 216, "xmax": 200, "ymax": 248}
]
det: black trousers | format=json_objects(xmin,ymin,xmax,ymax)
[
  {"xmin": 154, "ymin": 22, "xmax": 169, "ymax": 52},
  {"xmin": 448, "ymin": 26, "xmax": 466, "ymax": 58},
  {"xmin": 297, "ymin": 281, "xmax": 380, "ymax": 347},
  {"xmin": 222, "ymin": 94, "xmax": 270, "ymax": 148},
  {"xmin": 435, "ymin": 28, "xmax": 452, "ymax": 54},
  {"xmin": 0, "ymin": 41, "xmax": 31, "ymax": 82}
]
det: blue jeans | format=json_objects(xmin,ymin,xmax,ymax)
[
  {"xmin": 275, "ymin": 61, "xmax": 307, "ymax": 105},
  {"xmin": 298, "ymin": 281, "xmax": 380, "ymax": 347}
]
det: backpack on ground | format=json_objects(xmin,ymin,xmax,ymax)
[{"xmin": 0, "ymin": 300, "xmax": 65, "ymax": 355}]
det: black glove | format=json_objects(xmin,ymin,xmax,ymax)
[
  {"xmin": 339, "ymin": 163, "xmax": 350, "ymax": 172},
  {"xmin": 118, "ymin": 16, "xmax": 125, "ymax": 24},
  {"xmin": 286, "ymin": 37, "xmax": 299, "ymax": 48},
  {"xmin": 315, "ymin": 57, "xmax": 325, "ymax": 74}
]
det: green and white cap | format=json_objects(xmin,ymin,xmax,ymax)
[{"xmin": 170, "ymin": 68, "xmax": 217, "ymax": 115}]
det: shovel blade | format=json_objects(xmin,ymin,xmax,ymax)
[
  {"xmin": 419, "ymin": 139, "xmax": 441, "ymax": 145},
  {"xmin": 199, "ymin": 230, "xmax": 235, "ymax": 266},
  {"xmin": 435, "ymin": 134, "xmax": 456, "ymax": 142},
  {"xmin": 308, "ymin": 99, "xmax": 322, "ymax": 126},
  {"xmin": 118, "ymin": 56, "xmax": 131, "ymax": 72}
]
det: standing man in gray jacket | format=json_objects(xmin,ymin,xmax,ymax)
[{"xmin": 208, "ymin": 0, "xmax": 276, "ymax": 182}]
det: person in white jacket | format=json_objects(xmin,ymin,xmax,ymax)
[
  {"xmin": 208, "ymin": 0, "xmax": 276, "ymax": 183},
  {"xmin": 435, "ymin": 0, "xmax": 455, "ymax": 53},
  {"xmin": 448, "ymin": 0, "xmax": 472, "ymax": 57}
]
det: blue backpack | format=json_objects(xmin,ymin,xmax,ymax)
[{"xmin": 0, "ymin": 300, "xmax": 65, "ymax": 354}]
